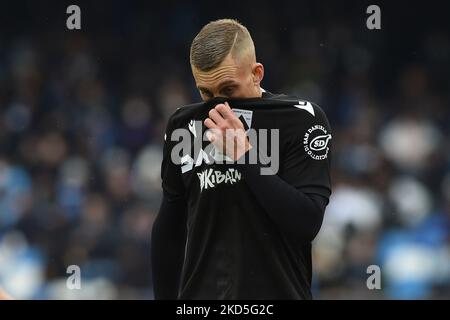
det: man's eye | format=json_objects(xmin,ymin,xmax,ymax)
[
  {"xmin": 222, "ymin": 87, "xmax": 235, "ymax": 96},
  {"xmin": 201, "ymin": 91, "xmax": 213, "ymax": 98}
]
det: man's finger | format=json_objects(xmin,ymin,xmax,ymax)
[
  {"xmin": 204, "ymin": 117, "xmax": 218, "ymax": 129},
  {"xmin": 206, "ymin": 128, "xmax": 224, "ymax": 150},
  {"xmin": 208, "ymin": 108, "xmax": 226, "ymax": 127},
  {"xmin": 215, "ymin": 102, "xmax": 235, "ymax": 120}
]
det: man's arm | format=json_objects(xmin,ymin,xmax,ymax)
[
  {"xmin": 152, "ymin": 111, "xmax": 188, "ymax": 300},
  {"xmin": 151, "ymin": 192, "xmax": 187, "ymax": 300},
  {"xmin": 240, "ymin": 163, "xmax": 327, "ymax": 244}
]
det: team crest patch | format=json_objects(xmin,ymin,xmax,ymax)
[
  {"xmin": 232, "ymin": 108, "xmax": 253, "ymax": 131},
  {"xmin": 303, "ymin": 125, "xmax": 331, "ymax": 160}
]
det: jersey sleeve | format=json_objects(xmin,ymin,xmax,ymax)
[
  {"xmin": 161, "ymin": 111, "xmax": 185, "ymax": 198},
  {"xmin": 279, "ymin": 102, "xmax": 332, "ymax": 200}
]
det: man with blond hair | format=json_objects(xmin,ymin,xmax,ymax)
[{"xmin": 152, "ymin": 19, "xmax": 332, "ymax": 299}]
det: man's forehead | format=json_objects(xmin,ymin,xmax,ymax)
[
  {"xmin": 193, "ymin": 52, "xmax": 248, "ymax": 79},
  {"xmin": 193, "ymin": 65, "xmax": 241, "ymax": 89}
]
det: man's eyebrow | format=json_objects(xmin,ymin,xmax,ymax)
[
  {"xmin": 197, "ymin": 86, "xmax": 211, "ymax": 93},
  {"xmin": 218, "ymin": 80, "xmax": 239, "ymax": 91},
  {"xmin": 197, "ymin": 81, "xmax": 237, "ymax": 92},
  {"xmin": 217, "ymin": 80, "xmax": 238, "ymax": 89}
]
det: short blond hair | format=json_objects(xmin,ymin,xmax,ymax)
[{"xmin": 190, "ymin": 19, "xmax": 255, "ymax": 72}]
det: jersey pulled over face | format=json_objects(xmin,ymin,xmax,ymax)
[{"xmin": 161, "ymin": 92, "xmax": 332, "ymax": 299}]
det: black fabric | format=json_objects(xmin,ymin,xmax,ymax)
[
  {"xmin": 151, "ymin": 192, "xmax": 187, "ymax": 299},
  {"xmin": 152, "ymin": 93, "xmax": 332, "ymax": 299},
  {"xmin": 240, "ymin": 161, "xmax": 328, "ymax": 243}
]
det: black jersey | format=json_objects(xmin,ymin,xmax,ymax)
[{"xmin": 161, "ymin": 92, "xmax": 332, "ymax": 299}]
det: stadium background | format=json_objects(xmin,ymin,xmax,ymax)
[{"xmin": 0, "ymin": 0, "xmax": 449, "ymax": 299}]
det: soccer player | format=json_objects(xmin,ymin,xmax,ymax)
[{"xmin": 152, "ymin": 19, "xmax": 332, "ymax": 299}]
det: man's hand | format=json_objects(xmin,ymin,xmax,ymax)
[{"xmin": 204, "ymin": 102, "xmax": 252, "ymax": 161}]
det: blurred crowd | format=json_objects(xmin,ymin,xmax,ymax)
[{"xmin": 0, "ymin": 1, "xmax": 449, "ymax": 299}]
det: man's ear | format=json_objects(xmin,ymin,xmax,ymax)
[{"xmin": 252, "ymin": 63, "xmax": 264, "ymax": 85}]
